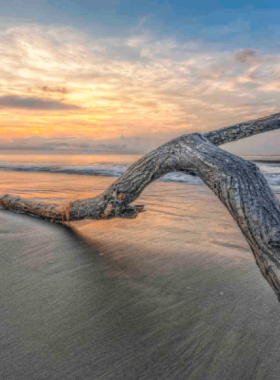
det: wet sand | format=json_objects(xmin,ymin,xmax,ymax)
[{"xmin": 1, "ymin": 171, "xmax": 280, "ymax": 379}]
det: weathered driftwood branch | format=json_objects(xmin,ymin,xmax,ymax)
[
  {"xmin": 2, "ymin": 112, "xmax": 280, "ymax": 221},
  {"xmin": 204, "ymin": 111, "xmax": 280, "ymax": 145},
  {"xmin": 71, "ymin": 112, "xmax": 280, "ymax": 220},
  {"xmin": 1, "ymin": 112, "xmax": 280, "ymax": 299}
]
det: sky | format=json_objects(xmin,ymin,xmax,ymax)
[{"xmin": 1, "ymin": 0, "xmax": 280, "ymax": 154}]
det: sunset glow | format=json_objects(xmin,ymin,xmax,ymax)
[{"xmin": 1, "ymin": 1, "xmax": 280, "ymax": 152}]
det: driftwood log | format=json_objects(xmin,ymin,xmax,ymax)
[{"xmin": 1, "ymin": 113, "xmax": 280, "ymax": 300}]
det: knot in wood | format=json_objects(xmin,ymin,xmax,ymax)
[
  {"xmin": 102, "ymin": 203, "xmax": 114, "ymax": 217},
  {"xmin": 117, "ymin": 193, "xmax": 126, "ymax": 201}
]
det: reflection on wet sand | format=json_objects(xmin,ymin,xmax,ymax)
[{"xmin": 71, "ymin": 184, "xmax": 253, "ymax": 281}]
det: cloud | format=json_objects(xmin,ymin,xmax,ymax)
[
  {"xmin": 0, "ymin": 24, "xmax": 280, "ymax": 145},
  {"xmin": 234, "ymin": 49, "xmax": 257, "ymax": 63},
  {"xmin": 0, "ymin": 95, "xmax": 80, "ymax": 110},
  {"xmin": 30, "ymin": 86, "xmax": 70, "ymax": 94}
]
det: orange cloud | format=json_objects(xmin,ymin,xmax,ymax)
[{"xmin": 0, "ymin": 25, "xmax": 280, "ymax": 144}]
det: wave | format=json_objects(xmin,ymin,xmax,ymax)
[
  {"xmin": 0, "ymin": 163, "xmax": 126, "ymax": 177},
  {"xmin": 0, "ymin": 162, "xmax": 280, "ymax": 192}
]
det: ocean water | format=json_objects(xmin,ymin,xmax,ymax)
[{"xmin": 0, "ymin": 151, "xmax": 280, "ymax": 192}]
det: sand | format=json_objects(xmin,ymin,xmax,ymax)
[{"xmin": 0, "ymin": 172, "xmax": 280, "ymax": 379}]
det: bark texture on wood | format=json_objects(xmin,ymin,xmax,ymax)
[
  {"xmin": 204, "ymin": 112, "xmax": 280, "ymax": 145},
  {"xmin": 179, "ymin": 134, "xmax": 280, "ymax": 301},
  {"xmin": 1, "ymin": 112, "xmax": 280, "ymax": 299}
]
